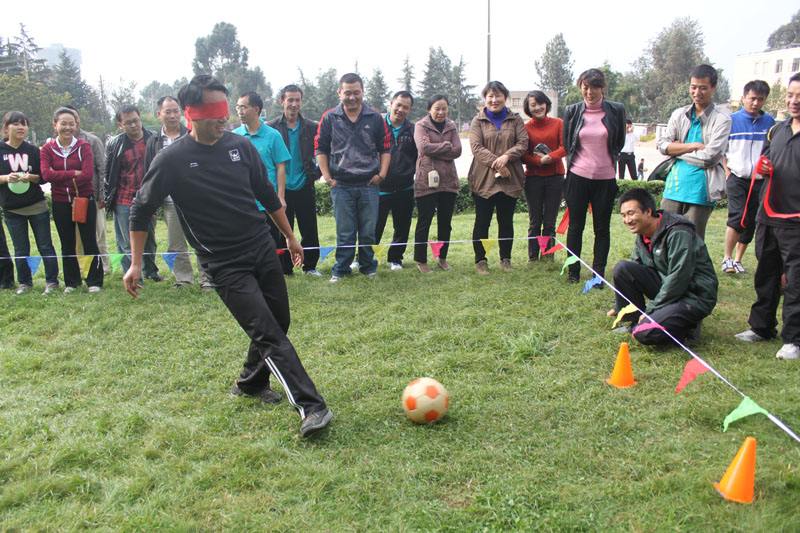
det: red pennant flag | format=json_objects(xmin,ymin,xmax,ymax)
[
  {"xmin": 675, "ymin": 358, "xmax": 710, "ymax": 393},
  {"xmin": 429, "ymin": 241, "xmax": 444, "ymax": 258},
  {"xmin": 588, "ymin": 203, "xmax": 593, "ymax": 215},
  {"xmin": 535, "ymin": 236, "xmax": 550, "ymax": 251},
  {"xmin": 276, "ymin": 249, "xmax": 287, "ymax": 255},
  {"xmin": 556, "ymin": 208, "xmax": 570, "ymax": 235},
  {"xmin": 542, "ymin": 243, "xmax": 564, "ymax": 255}
]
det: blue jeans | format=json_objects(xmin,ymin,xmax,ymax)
[
  {"xmin": 330, "ymin": 183, "xmax": 379, "ymax": 276},
  {"xmin": 4, "ymin": 209, "xmax": 59, "ymax": 286},
  {"xmin": 114, "ymin": 204, "xmax": 159, "ymax": 278}
]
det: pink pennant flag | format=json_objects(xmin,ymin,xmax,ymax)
[
  {"xmin": 542, "ymin": 243, "xmax": 563, "ymax": 256},
  {"xmin": 631, "ymin": 321, "xmax": 666, "ymax": 335},
  {"xmin": 535, "ymin": 236, "xmax": 550, "ymax": 250},
  {"xmin": 429, "ymin": 241, "xmax": 444, "ymax": 258},
  {"xmin": 675, "ymin": 358, "xmax": 710, "ymax": 393},
  {"xmin": 276, "ymin": 249, "xmax": 287, "ymax": 255}
]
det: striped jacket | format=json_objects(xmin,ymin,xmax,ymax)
[{"xmin": 726, "ymin": 108, "xmax": 775, "ymax": 179}]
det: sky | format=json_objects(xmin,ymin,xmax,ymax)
[{"xmin": 2, "ymin": 0, "xmax": 796, "ymax": 96}]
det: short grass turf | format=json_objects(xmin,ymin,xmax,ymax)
[{"xmin": 1, "ymin": 209, "xmax": 799, "ymax": 530}]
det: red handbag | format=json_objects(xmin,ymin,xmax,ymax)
[{"xmin": 71, "ymin": 178, "xmax": 88, "ymax": 223}]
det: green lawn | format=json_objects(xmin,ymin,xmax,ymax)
[{"xmin": 1, "ymin": 210, "xmax": 799, "ymax": 530}]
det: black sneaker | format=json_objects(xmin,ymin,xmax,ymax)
[
  {"xmin": 300, "ymin": 408, "xmax": 333, "ymax": 438},
  {"xmin": 229, "ymin": 383, "xmax": 281, "ymax": 404}
]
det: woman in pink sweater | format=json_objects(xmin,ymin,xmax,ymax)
[{"xmin": 40, "ymin": 107, "xmax": 104, "ymax": 292}]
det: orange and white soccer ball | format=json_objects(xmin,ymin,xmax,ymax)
[{"xmin": 402, "ymin": 377, "xmax": 449, "ymax": 424}]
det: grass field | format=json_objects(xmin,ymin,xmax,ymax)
[{"xmin": 1, "ymin": 209, "xmax": 799, "ymax": 530}]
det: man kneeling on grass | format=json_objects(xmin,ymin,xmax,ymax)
[{"xmin": 607, "ymin": 188, "xmax": 718, "ymax": 345}]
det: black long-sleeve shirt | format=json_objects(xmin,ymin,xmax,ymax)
[{"xmin": 130, "ymin": 131, "xmax": 281, "ymax": 260}]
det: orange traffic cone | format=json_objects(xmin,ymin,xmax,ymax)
[
  {"xmin": 606, "ymin": 342, "xmax": 636, "ymax": 388},
  {"xmin": 713, "ymin": 437, "xmax": 756, "ymax": 504}
]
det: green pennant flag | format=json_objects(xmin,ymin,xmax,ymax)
[
  {"xmin": 560, "ymin": 255, "xmax": 580, "ymax": 275},
  {"xmin": 110, "ymin": 254, "xmax": 124, "ymax": 272},
  {"xmin": 723, "ymin": 396, "xmax": 770, "ymax": 432}
]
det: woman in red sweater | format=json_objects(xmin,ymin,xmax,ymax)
[
  {"xmin": 40, "ymin": 107, "xmax": 103, "ymax": 293},
  {"xmin": 521, "ymin": 91, "xmax": 566, "ymax": 261}
]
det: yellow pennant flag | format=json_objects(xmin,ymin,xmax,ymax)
[
  {"xmin": 78, "ymin": 255, "xmax": 94, "ymax": 278},
  {"xmin": 371, "ymin": 244, "xmax": 386, "ymax": 261},
  {"xmin": 480, "ymin": 238, "xmax": 496, "ymax": 255},
  {"xmin": 612, "ymin": 303, "xmax": 640, "ymax": 329}
]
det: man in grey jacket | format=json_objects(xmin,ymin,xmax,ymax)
[{"xmin": 656, "ymin": 64, "xmax": 731, "ymax": 240}]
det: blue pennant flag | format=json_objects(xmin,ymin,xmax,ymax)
[
  {"xmin": 319, "ymin": 246, "xmax": 335, "ymax": 262},
  {"xmin": 582, "ymin": 276, "xmax": 604, "ymax": 294},
  {"xmin": 26, "ymin": 256, "xmax": 42, "ymax": 275},
  {"xmin": 162, "ymin": 252, "xmax": 177, "ymax": 271}
]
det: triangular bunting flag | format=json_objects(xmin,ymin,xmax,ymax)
[
  {"xmin": 632, "ymin": 321, "xmax": 666, "ymax": 335},
  {"xmin": 276, "ymin": 249, "xmax": 287, "ymax": 255},
  {"xmin": 611, "ymin": 303, "xmax": 640, "ymax": 329},
  {"xmin": 560, "ymin": 255, "xmax": 580, "ymax": 275},
  {"xmin": 480, "ymin": 238, "xmax": 496, "ymax": 255},
  {"xmin": 429, "ymin": 241, "xmax": 444, "ymax": 258},
  {"xmin": 556, "ymin": 208, "xmax": 570, "ymax": 235},
  {"xmin": 675, "ymin": 358, "xmax": 710, "ymax": 393},
  {"xmin": 110, "ymin": 253, "xmax": 124, "ymax": 272},
  {"xmin": 26, "ymin": 256, "xmax": 42, "ymax": 276},
  {"xmin": 78, "ymin": 255, "xmax": 94, "ymax": 278},
  {"xmin": 582, "ymin": 276, "xmax": 604, "ymax": 293},
  {"xmin": 319, "ymin": 246, "xmax": 335, "ymax": 262},
  {"xmin": 723, "ymin": 396, "xmax": 770, "ymax": 432},
  {"xmin": 542, "ymin": 243, "xmax": 564, "ymax": 255},
  {"xmin": 535, "ymin": 236, "xmax": 550, "ymax": 251},
  {"xmin": 372, "ymin": 244, "xmax": 386, "ymax": 260},
  {"xmin": 162, "ymin": 252, "xmax": 177, "ymax": 271}
]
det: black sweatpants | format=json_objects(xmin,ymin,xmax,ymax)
[
  {"xmin": 524, "ymin": 175, "xmax": 563, "ymax": 259},
  {"xmin": 285, "ymin": 183, "xmax": 320, "ymax": 272},
  {"xmin": 472, "ymin": 192, "xmax": 517, "ymax": 262},
  {"xmin": 52, "ymin": 200, "xmax": 103, "ymax": 288},
  {"xmin": 564, "ymin": 173, "xmax": 618, "ymax": 279},
  {"xmin": 203, "ymin": 238, "xmax": 326, "ymax": 418},
  {"xmin": 414, "ymin": 192, "xmax": 457, "ymax": 263},
  {"xmin": 375, "ymin": 188, "xmax": 414, "ymax": 265},
  {"xmin": 0, "ymin": 213, "xmax": 13, "ymax": 289},
  {"xmin": 612, "ymin": 259, "xmax": 705, "ymax": 345},
  {"xmin": 748, "ymin": 223, "xmax": 800, "ymax": 344},
  {"xmin": 618, "ymin": 153, "xmax": 637, "ymax": 180}
]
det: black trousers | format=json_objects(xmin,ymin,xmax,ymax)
[
  {"xmin": 748, "ymin": 224, "xmax": 800, "ymax": 344},
  {"xmin": 613, "ymin": 260, "xmax": 705, "ymax": 345},
  {"xmin": 285, "ymin": 184, "xmax": 320, "ymax": 272},
  {"xmin": 524, "ymin": 175, "xmax": 563, "ymax": 259},
  {"xmin": 618, "ymin": 153, "xmax": 637, "ymax": 180},
  {"xmin": 726, "ymin": 175, "xmax": 762, "ymax": 244},
  {"xmin": 472, "ymin": 192, "xmax": 517, "ymax": 262},
  {"xmin": 204, "ymin": 238, "xmax": 326, "ymax": 418},
  {"xmin": 414, "ymin": 192, "xmax": 457, "ymax": 263},
  {"xmin": 0, "ymin": 213, "xmax": 13, "ymax": 289},
  {"xmin": 375, "ymin": 188, "xmax": 414, "ymax": 264},
  {"xmin": 52, "ymin": 200, "xmax": 103, "ymax": 288},
  {"xmin": 564, "ymin": 173, "xmax": 618, "ymax": 278}
]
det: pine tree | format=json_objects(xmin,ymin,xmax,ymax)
[
  {"xmin": 398, "ymin": 55, "xmax": 414, "ymax": 93},
  {"xmin": 534, "ymin": 33, "xmax": 574, "ymax": 113},
  {"xmin": 365, "ymin": 68, "xmax": 390, "ymax": 113}
]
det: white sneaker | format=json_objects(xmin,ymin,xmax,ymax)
[
  {"xmin": 42, "ymin": 283, "xmax": 58, "ymax": 295},
  {"xmin": 776, "ymin": 343, "xmax": 800, "ymax": 360},
  {"xmin": 304, "ymin": 269, "xmax": 323, "ymax": 277},
  {"xmin": 389, "ymin": 262, "xmax": 403, "ymax": 271},
  {"xmin": 15, "ymin": 284, "xmax": 31, "ymax": 295},
  {"xmin": 366, "ymin": 272, "xmax": 377, "ymax": 279},
  {"xmin": 734, "ymin": 329, "xmax": 768, "ymax": 342},
  {"xmin": 88, "ymin": 286, "xmax": 102, "ymax": 294},
  {"xmin": 733, "ymin": 261, "xmax": 746, "ymax": 274},
  {"xmin": 63, "ymin": 286, "xmax": 77, "ymax": 294},
  {"xmin": 721, "ymin": 257, "xmax": 735, "ymax": 273},
  {"xmin": 329, "ymin": 275, "xmax": 341, "ymax": 284},
  {"xmin": 350, "ymin": 260, "xmax": 359, "ymax": 271}
]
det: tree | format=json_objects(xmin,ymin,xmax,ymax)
[
  {"xmin": 448, "ymin": 56, "xmax": 478, "ymax": 127},
  {"xmin": 110, "ymin": 79, "xmax": 138, "ymax": 115},
  {"xmin": 0, "ymin": 74, "xmax": 68, "ymax": 142},
  {"xmin": 365, "ymin": 68, "xmax": 390, "ymax": 112},
  {"xmin": 418, "ymin": 47, "xmax": 452, "ymax": 100},
  {"xmin": 398, "ymin": 55, "xmax": 414, "ymax": 93},
  {"xmin": 0, "ymin": 24, "xmax": 49, "ymax": 82},
  {"xmin": 767, "ymin": 9, "xmax": 800, "ymax": 50},
  {"xmin": 51, "ymin": 50, "xmax": 92, "ymax": 109},
  {"xmin": 534, "ymin": 34, "xmax": 574, "ymax": 113},
  {"xmin": 764, "ymin": 81, "xmax": 788, "ymax": 118},
  {"xmin": 137, "ymin": 80, "xmax": 174, "ymax": 115}
]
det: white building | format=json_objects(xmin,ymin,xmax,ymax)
[{"xmin": 731, "ymin": 46, "xmax": 800, "ymax": 97}]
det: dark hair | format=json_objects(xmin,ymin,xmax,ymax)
[
  {"xmin": 625, "ymin": 119, "xmax": 633, "ymax": 125},
  {"xmin": 481, "ymin": 80, "xmax": 509, "ymax": 98},
  {"xmin": 156, "ymin": 96, "xmax": 179, "ymax": 113},
  {"xmin": 239, "ymin": 91, "xmax": 263, "ymax": 114},
  {"xmin": 743, "ymin": 80, "xmax": 770, "ymax": 98},
  {"xmin": 690, "ymin": 64, "xmax": 718, "ymax": 87},
  {"xmin": 522, "ymin": 90, "xmax": 551, "ymax": 117},
  {"xmin": 619, "ymin": 188, "xmax": 657, "ymax": 216},
  {"xmin": 279, "ymin": 84, "xmax": 303, "ymax": 101},
  {"xmin": 53, "ymin": 107, "xmax": 79, "ymax": 123},
  {"xmin": 790, "ymin": 72, "xmax": 800, "ymax": 85},
  {"xmin": 426, "ymin": 94, "xmax": 449, "ymax": 110},
  {"xmin": 391, "ymin": 90, "xmax": 414, "ymax": 105},
  {"xmin": 577, "ymin": 68, "xmax": 606, "ymax": 89},
  {"xmin": 177, "ymin": 74, "xmax": 229, "ymax": 111},
  {"xmin": 339, "ymin": 72, "xmax": 364, "ymax": 89},
  {"xmin": 115, "ymin": 104, "xmax": 141, "ymax": 123},
  {"xmin": 3, "ymin": 111, "xmax": 29, "ymax": 128}
]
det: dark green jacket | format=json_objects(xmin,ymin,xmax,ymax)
[{"xmin": 633, "ymin": 210, "xmax": 718, "ymax": 316}]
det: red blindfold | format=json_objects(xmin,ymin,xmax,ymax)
[{"xmin": 184, "ymin": 101, "xmax": 230, "ymax": 127}]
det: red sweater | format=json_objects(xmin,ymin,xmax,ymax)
[
  {"xmin": 521, "ymin": 116, "xmax": 566, "ymax": 177},
  {"xmin": 40, "ymin": 137, "xmax": 94, "ymax": 203}
]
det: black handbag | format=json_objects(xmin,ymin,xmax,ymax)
[{"xmin": 647, "ymin": 157, "xmax": 675, "ymax": 182}]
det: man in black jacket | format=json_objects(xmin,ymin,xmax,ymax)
[
  {"xmin": 126, "ymin": 75, "xmax": 332, "ymax": 438},
  {"xmin": 375, "ymin": 91, "xmax": 417, "ymax": 270},
  {"xmin": 267, "ymin": 85, "xmax": 322, "ymax": 276},
  {"xmin": 105, "ymin": 104, "xmax": 161, "ymax": 281}
]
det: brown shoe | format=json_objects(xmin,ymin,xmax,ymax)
[
  {"xmin": 475, "ymin": 259, "xmax": 489, "ymax": 275},
  {"xmin": 500, "ymin": 258, "xmax": 512, "ymax": 272},
  {"xmin": 437, "ymin": 258, "xmax": 451, "ymax": 271},
  {"xmin": 416, "ymin": 262, "xmax": 432, "ymax": 273}
]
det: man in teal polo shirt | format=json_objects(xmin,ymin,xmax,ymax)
[{"xmin": 234, "ymin": 91, "xmax": 293, "ymax": 273}]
